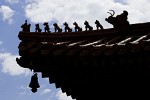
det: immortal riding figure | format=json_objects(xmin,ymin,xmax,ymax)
[{"xmin": 21, "ymin": 20, "xmax": 31, "ymax": 32}]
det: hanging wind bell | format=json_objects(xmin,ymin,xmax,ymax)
[{"xmin": 29, "ymin": 73, "xmax": 40, "ymax": 93}]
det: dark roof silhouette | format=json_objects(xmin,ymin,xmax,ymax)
[{"xmin": 17, "ymin": 21, "xmax": 150, "ymax": 99}]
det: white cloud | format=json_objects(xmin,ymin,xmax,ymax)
[
  {"xmin": 125, "ymin": 0, "xmax": 150, "ymax": 23},
  {"xmin": 56, "ymin": 90, "xmax": 75, "ymax": 100},
  {"xmin": 40, "ymin": 88, "xmax": 51, "ymax": 95},
  {"xmin": 0, "ymin": 5, "xmax": 15, "ymax": 24},
  {"xmin": 24, "ymin": 0, "xmax": 150, "ymax": 30},
  {"xmin": 0, "ymin": 52, "xmax": 31, "ymax": 76}
]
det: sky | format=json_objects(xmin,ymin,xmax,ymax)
[{"xmin": 0, "ymin": 0, "xmax": 150, "ymax": 100}]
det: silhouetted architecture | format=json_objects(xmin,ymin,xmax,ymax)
[
  {"xmin": 35, "ymin": 23, "xmax": 42, "ymax": 32},
  {"xmin": 53, "ymin": 23, "xmax": 62, "ymax": 33},
  {"xmin": 64, "ymin": 22, "xmax": 72, "ymax": 32},
  {"xmin": 17, "ymin": 11, "xmax": 150, "ymax": 100},
  {"xmin": 43, "ymin": 22, "xmax": 51, "ymax": 33},
  {"xmin": 21, "ymin": 20, "xmax": 31, "ymax": 32},
  {"xmin": 95, "ymin": 20, "xmax": 103, "ymax": 30},
  {"xmin": 73, "ymin": 22, "xmax": 82, "ymax": 32},
  {"xmin": 29, "ymin": 73, "xmax": 40, "ymax": 93},
  {"xmin": 105, "ymin": 10, "xmax": 130, "ymax": 33},
  {"xmin": 84, "ymin": 20, "xmax": 93, "ymax": 31}
]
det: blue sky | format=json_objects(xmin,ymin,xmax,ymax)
[{"xmin": 0, "ymin": 0, "xmax": 150, "ymax": 100}]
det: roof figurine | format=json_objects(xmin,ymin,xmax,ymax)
[
  {"xmin": 105, "ymin": 10, "xmax": 130, "ymax": 33},
  {"xmin": 84, "ymin": 20, "xmax": 93, "ymax": 31},
  {"xmin": 73, "ymin": 22, "xmax": 82, "ymax": 32},
  {"xmin": 35, "ymin": 23, "xmax": 42, "ymax": 32},
  {"xmin": 43, "ymin": 22, "xmax": 51, "ymax": 33},
  {"xmin": 53, "ymin": 23, "xmax": 62, "ymax": 33},
  {"xmin": 95, "ymin": 20, "xmax": 104, "ymax": 30},
  {"xmin": 64, "ymin": 22, "xmax": 72, "ymax": 32},
  {"xmin": 21, "ymin": 20, "xmax": 31, "ymax": 32}
]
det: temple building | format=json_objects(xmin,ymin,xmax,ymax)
[{"xmin": 16, "ymin": 11, "xmax": 150, "ymax": 99}]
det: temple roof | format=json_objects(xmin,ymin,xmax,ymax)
[{"xmin": 16, "ymin": 21, "xmax": 150, "ymax": 99}]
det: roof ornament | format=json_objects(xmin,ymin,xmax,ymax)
[
  {"xmin": 29, "ymin": 72, "xmax": 40, "ymax": 93},
  {"xmin": 105, "ymin": 10, "xmax": 130, "ymax": 33},
  {"xmin": 64, "ymin": 22, "xmax": 72, "ymax": 32},
  {"xmin": 21, "ymin": 20, "xmax": 31, "ymax": 32},
  {"xmin": 107, "ymin": 9, "xmax": 115, "ymax": 16},
  {"xmin": 35, "ymin": 23, "xmax": 42, "ymax": 32},
  {"xmin": 53, "ymin": 23, "xmax": 62, "ymax": 33},
  {"xmin": 95, "ymin": 20, "xmax": 104, "ymax": 30},
  {"xmin": 73, "ymin": 22, "xmax": 82, "ymax": 32},
  {"xmin": 20, "ymin": 10, "xmax": 131, "ymax": 33},
  {"xmin": 84, "ymin": 20, "xmax": 93, "ymax": 31},
  {"xmin": 43, "ymin": 22, "xmax": 51, "ymax": 33}
]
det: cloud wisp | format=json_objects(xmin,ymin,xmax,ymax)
[
  {"xmin": 40, "ymin": 88, "xmax": 51, "ymax": 95},
  {"xmin": 0, "ymin": 5, "xmax": 15, "ymax": 24},
  {"xmin": 0, "ymin": 52, "xmax": 31, "ymax": 76}
]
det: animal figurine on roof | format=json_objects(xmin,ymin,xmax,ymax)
[
  {"xmin": 43, "ymin": 22, "xmax": 51, "ymax": 33},
  {"xmin": 35, "ymin": 23, "xmax": 42, "ymax": 32},
  {"xmin": 105, "ymin": 10, "xmax": 130, "ymax": 32},
  {"xmin": 21, "ymin": 20, "xmax": 31, "ymax": 32},
  {"xmin": 73, "ymin": 22, "xmax": 82, "ymax": 32},
  {"xmin": 63, "ymin": 22, "xmax": 72, "ymax": 32},
  {"xmin": 84, "ymin": 21, "xmax": 93, "ymax": 31},
  {"xmin": 53, "ymin": 23, "xmax": 62, "ymax": 33},
  {"xmin": 95, "ymin": 20, "xmax": 104, "ymax": 30}
]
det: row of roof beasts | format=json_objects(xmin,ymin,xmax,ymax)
[
  {"xmin": 21, "ymin": 10, "xmax": 130, "ymax": 34},
  {"xmin": 21, "ymin": 19, "xmax": 104, "ymax": 33},
  {"xmin": 18, "ymin": 22, "xmax": 150, "ymax": 56},
  {"xmin": 19, "ymin": 22, "xmax": 150, "ymax": 40}
]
